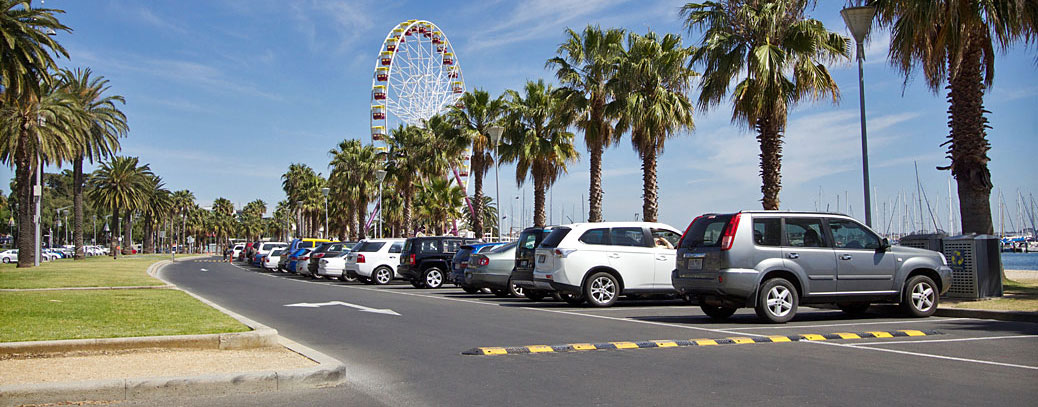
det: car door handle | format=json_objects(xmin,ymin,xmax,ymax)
[
  {"xmin": 608, "ymin": 253, "xmax": 621, "ymax": 259},
  {"xmin": 840, "ymin": 254, "xmax": 853, "ymax": 260},
  {"xmin": 656, "ymin": 256, "xmax": 668, "ymax": 261},
  {"xmin": 787, "ymin": 253, "xmax": 799, "ymax": 259}
]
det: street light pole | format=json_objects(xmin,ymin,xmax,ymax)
[
  {"xmin": 321, "ymin": 188, "xmax": 330, "ymax": 239},
  {"xmin": 488, "ymin": 126, "xmax": 505, "ymax": 242},
  {"xmin": 375, "ymin": 170, "xmax": 387, "ymax": 239},
  {"xmin": 842, "ymin": 5, "xmax": 876, "ymax": 227}
]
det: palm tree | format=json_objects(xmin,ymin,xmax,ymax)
[
  {"xmin": 415, "ymin": 177, "xmax": 465, "ymax": 235},
  {"xmin": 140, "ymin": 174, "xmax": 171, "ymax": 253},
  {"xmin": 57, "ymin": 68, "xmax": 126, "ymax": 260},
  {"xmin": 682, "ymin": 1, "xmax": 849, "ymax": 210},
  {"xmin": 871, "ymin": 0, "xmax": 1037, "ymax": 234},
  {"xmin": 329, "ymin": 139, "xmax": 379, "ymax": 240},
  {"xmin": 451, "ymin": 89, "xmax": 507, "ymax": 237},
  {"xmin": 548, "ymin": 25, "xmax": 626, "ymax": 223},
  {"xmin": 170, "ymin": 189, "xmax": 195, "ymax": 247},
  {"xmin": 0, "ymin": 0, "xmax": 70, "ymax": 100},
  {"xmin": 87, "ymin": 156, "xmax": 152, "ymax": 257},
  {"xmin": 464, "ymin": 195, "xmax": 498, "ymax": 237},
  {"xmin": 501, "ymin": 80, "xmax": 580, "ymax": 228},
  {"xmin": 383, "ymin": 124, "xmax": 429, "ymax": 236},
  {"xmin": 611, "ymin": 31, "xmax": 697, "ymax": 222},
  {"xmin": 211, "ymin": 197, "xmax": 234, "ymax": 247}
]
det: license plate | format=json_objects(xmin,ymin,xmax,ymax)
[
  {"xmin": 538, "ymin": 255, "xmax": 545, "ymax": 263},
  {"xmin": 687, "ymin": 258, "xmax": 703, "ymax": 270}
]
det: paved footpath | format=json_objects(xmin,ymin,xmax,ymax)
[{"xmin": 137, "ymin": 257, "xmax": 1037, "ymax": 407}]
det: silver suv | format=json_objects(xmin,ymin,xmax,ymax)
[{"xmin": 672, "ymin": 211, "xmax": 952, "ymax": 323}]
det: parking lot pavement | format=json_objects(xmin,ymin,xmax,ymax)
[{"xmin": 162, "ymin": 259, "xmax": 1037, "ymax": 406}]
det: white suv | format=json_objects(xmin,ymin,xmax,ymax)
[
  {"xmin": 344, "ymin": 239, "xmax": 405, "ymax": 285},
  {"xmin": 532, "ymin": 222, "xmax": 683, "ymax": 307}
]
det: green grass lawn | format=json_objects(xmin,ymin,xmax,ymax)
[
  {"xmin": 0, "ymin": 289, "xmax": 249, "ymax": 342},
  {"xmin": 0, "ymin": 255, "xmax": 170, "ymax": 289},
  {"xmin": 950, "ymin": 278, "xmax": 1038, "ymax": 312}
]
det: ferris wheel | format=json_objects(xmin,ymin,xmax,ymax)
[{"xmin": 369, "ymin": 20, "xmax": 474, "ymax": 233}]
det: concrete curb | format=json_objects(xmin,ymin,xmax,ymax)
[
  {"xmin": 935, "ymin": 307, "xmax": 1038, "ymax": 323},
  {"xmin": 0, "ymin": 258, "xmax": 347, "ymax": 406}
]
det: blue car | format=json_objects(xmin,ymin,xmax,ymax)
[
  {"xmin": 450, "ymin": 243, "xmax": 503, "ymax": 290},
  {"xmin": 286, "ymin": 248, "xmax": 312, "ymax": 274}
]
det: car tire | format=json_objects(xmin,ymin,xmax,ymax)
[
  {"xmin": 491, "ymin": 288, "xmax": 510, "ymax": 298},
  {"xmin": 560, "ymin": 292, "xmax": 585, "ymax": 306},
  {"xmin": 508, "ymin": 278, "xmax": 524, "ymax": 298},
  {"xmin": 462, "ymin": 285, "xmax": 481, "ymax": 294},
  {"xmin": 523, "ymin": 290, "xmax": 546, "ymax": 301},
  {"xmin": 423, "ymin": 267, "xmax": 445, "ymax": 289},
  {"xmin": 838, "ymin": 302, "xmax": 871, "ymax": 315},
  {"xmin": 341, "ymin": 272, "xmax": 358, "ymax": 283},
  {"xmin": 700, "ymin": 304, "xmax": 737, "ymax": 320},
  {"xmin": 373, "ymin": 267, "xmax": 394, "ymax": 285},
  {"xmin": 755, "ymin": 278, "xmax": 798, "ymax": 324},
  {"xmin": 584, "ymin": 272, "xmax": 619, "ymax": 308},
  {"xmin": 2, "ymin": 258, "xmax": 9, "ymax": 263},
  {"xmin": 901, "ymin": 275, "xmax": 938, "ymax": 317},
  {"xmin": 410, "ymin": 279, "xmax": 426, "ymax": 288}
]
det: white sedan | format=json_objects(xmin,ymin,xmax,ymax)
[
  {"xmin": 0, "ymin": 249, "xmax": 17, "ymax": 263},
  {"xmin": 317, "ymin": 252, "xmax": 348, "ymax": 280},
  {"xmin": 263, "ymin": 249, "xmax": 285, "ymax": 271}
]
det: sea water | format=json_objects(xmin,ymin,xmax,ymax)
[{"xmin": 1001, "ymin": 252, "xmax": 1038, "ymax": 271}]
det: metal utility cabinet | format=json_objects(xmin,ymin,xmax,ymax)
[{"xmin": 942, "ymin": 234, "xmax": 1003, "ymax": 298}]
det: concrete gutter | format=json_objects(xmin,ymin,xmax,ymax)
[
  {"xmin": 936, "ymin": 307, "xmax": 1038, "ymax": 323},
  {"xmin": 0, "ymin": 258, "xmax": 347, "ymax": 406}
]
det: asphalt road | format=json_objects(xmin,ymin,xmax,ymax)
[{"xmin": 140, "ymin": 257, "xmax": 1037, "ymax": 406}]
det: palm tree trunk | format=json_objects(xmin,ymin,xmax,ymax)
[
  {"xmin": 111, "ymin": 208, "xmax": 120, "ymax": 258},
  {"xmin": 472, "ymin": 155, "xmax": 484, "ymax": 238},
  {"xmin": 122, "ymin": 213, "xmax": 132, "ymax": 255},
  {"xmin": 144, "ymin": 213, "xmax": 154, "ymax": 254},
  {"xmin": 946, "ymin": 36, "xmax": 994, "ymax": 235},
  {"xmin": 357, "ymin": 199, "xmax": 368, "ymax": 240},
  {"xmin": 403, "ymin": 182, "xmax": 414, "ymax": 236},
  {"xmin": 15, "ymin": 146, "xmax": 35, "ymax": 268},
  {"xmin": 588, "ymin": 143, "xmax": 605, "ymax": 222},
  {"xmin": 73, "ymin": 156, "xmax": 85, "ymax": 260},
  {"xmin": 641, "ymin": 150, "xmax": 658, "ymax": 222},
  {"xmin": 533, "ymin": 170, "xmax": 547, "ymax": 228},
  {"xmin": 757, "ymin": 116, "xmax": 783, "ymax": 210}
]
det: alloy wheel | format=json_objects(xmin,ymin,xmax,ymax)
[
  {"xmin": 589, "ymin": 276, "xmax": 616, "ymax": 305},
  {"xmin": 911, "ymin": 281, "xmax": 935, "ymax": 312},
  {"xmin": 766, "ymin": 285, "xmax": 793, "ymax": 317}
]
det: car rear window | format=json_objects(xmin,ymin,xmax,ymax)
[
  {"xmin": 539, "ymin": 228, "xmax": 571, "ymax": 248},
  {"xmin": 679, "ymin": 214, "xmax": 733, "ymax": 249},
  {"xmin": 355, "ymin": 241, "xmax": 386, "ymax": 252},
  {"xmin": 491, "ymin": 242, "xmax": 517, "ymax": 253},
  {"xmin": 270, "ymin": 249, "xmax": 284, "ymax": 256},
  {"xmin": 300, "ymin": 241, "xmax": 315, "ymax": 249},
  {"xmin": 455, "ymin": 247, "xmax": 473, "ymax": 260}
]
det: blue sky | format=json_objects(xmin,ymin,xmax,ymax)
[{"xmin": 5, "ymin": 0, "xmax": 1036, "ymax": 235}]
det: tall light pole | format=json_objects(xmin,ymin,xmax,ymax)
[
  {"xmin": 842, "ymin": 5, "xmax": 876, "ymax": 227},
  {"xmin": 34, "ymin": 117, "xmax": 44, "ymax": 266},
  {"xmin": 375, "ymin": 170, "xmax": 387, "ymax": 239},
  {"xmin": 321, "ymin": 188, "xmax": 330, "ymax": 239},
  {"xmin": 487, "ymin": 126, "xmax": 505, "ymax": 241}
]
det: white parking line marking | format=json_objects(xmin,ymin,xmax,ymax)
[
  {"xmin": 806, "ymin": 340, "xmax": 1038, "ymax": 370},
  {"xmin": 732, "ymin": 318, "xmax": 974, "ymax": 330},
  {"xmin": 851, "ymin": 334, "xmax": 1038, "ymax": 346}
]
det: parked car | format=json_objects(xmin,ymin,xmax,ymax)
[
  {"xmin": 277, "ymin": 238, "xmax": 331, "ymax": 272},
  {"xmin": 398, "ymin": 236, "xmax": 482, "ymax": 288},
  {"xmin": 532, "ymin": 222, "xmax": 683, "ymax": 307},
  {"xmin": 344, "ymin": 239, "xmax": 406, "ymax": 285},
  {"xmin": 287, "ymin": 248, "xmax": 313, "ymax": 274},
  {"xmin": 671, "ymin": 211, "xmax": 953, "ymax": 323},
  {"xmin": 465, "ymin": 242, "xmax": 522, "ymax": 297},
  {"xmin": 451, "ymin": 243, "xmax": 504, "ymax": 293},
  {"xmin": 231, "ymin": 244, "xmax": 245, "ymax": 260},
  {"xmin": 317, "ymin": 251, "xmax": 349, "ymax": 281},
  {"xmin": 509, "ymin": 227, "xmax": 556, "ymax": 301},
  {"xmin": 0, "ymin": 249, "xmax": 17, "ymax": 263},
  {"xmin": 251, "ymin": 241, "xmax": 287, "ymax": 267},
  {"xmin": 263, "ymin": 248, "xmax": 285, "ymax": 271},
  {"xmin": 305, "ymin": 242, "xmax": 353, "ymax": 278}
]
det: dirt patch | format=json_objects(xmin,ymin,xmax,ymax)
[{"xmin": 0, "ymin": 346, "xmax": 317, "ymax": 386}]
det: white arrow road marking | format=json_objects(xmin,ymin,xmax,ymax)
[
  {"xmin": 284, "ymin": 301, "xmax": 400, "ymax": 316},
  {"xmin": 200, "ymin": 268, "xmax": 207, "ymax": 272}
]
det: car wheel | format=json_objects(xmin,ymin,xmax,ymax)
[
  {"xmin": 341, "ymin": 272, "xmax": 358, "ymax": 283},
  {"xmin": 491, "ymin": 288, "xmax": 510, "ymax": 298},
  {"xmin": 423, "ymin": 267, "xmax": 444, "ymax": 289},
  {"xmin": 2, "ymin": 258, "xmax": 9, "ymax": 263},
  {"xmin": 410, "ymin": 279, "xmax": 426, "ymax": 288},
  {"xmin": 584, "ymin": 272, "xmax": 619, "ymax": 307},
  {"xmin": 373, "ymin": 267, "xmax": 394, "ymax": 285},
  {"xmin": 508, "ymin": 278, "xmax": 524, "ymax": 298},
  {"xmin": 837, "ymin": 302, "xmax": 871, "ymax": 315},
  {"xmin": 461, "ymin": 285, "xmax": 481, "ymax": 294},
  {"xmin": 901, "ymin": 275, "xmax": 938, "ymax": 317},
  {"xmin": 755, "ymin": 278, "xmax": 798, "ymax": 324},
  {"xmin": 700, "ymin": 304, "xmax": 737, "ymax": 320},
  {"xmin": 523, "ymin": 290, "xmax": 546, "ymax": 302},
  {"xmin": 560, "ymin": 292, "xmax": 585, "ymax": 306}
]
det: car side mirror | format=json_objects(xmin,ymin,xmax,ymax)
[{"xmin": 877, "ymin": 238, "xmax": 890, "ymax": 253}]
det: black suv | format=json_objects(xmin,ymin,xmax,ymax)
[
  {"xmin": 508, "ymin": 227, "xmax": 554, "ymax": 301},
  {"xmin": 398, "ymin": 236, "xmax": 481, "ymax": 288}
]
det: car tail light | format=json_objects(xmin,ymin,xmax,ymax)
[
  {"xmin": 720, "ymin": 213, "xmax": 742, "ymax": 251},
  {"xmin": 314, "ymin": 253, "xmax": 325, "ymax": 259},
  {"xmin": 300, "ymin": 256, "xmax": 309, "ymax": 260},
  {"xmin": 408, "ymin": 254, "xmax": 416, "ymax": 265},
  {"xmin": 554, "ymin": 248, "xmax": 576, "ymax": 257},
  {"xmin": 477, "ymin": 257, "xmax": 489, "ymax": 266},
  {"xmin": 357, "ymin": 254, "xmax": 366, "ymax": 263}
]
